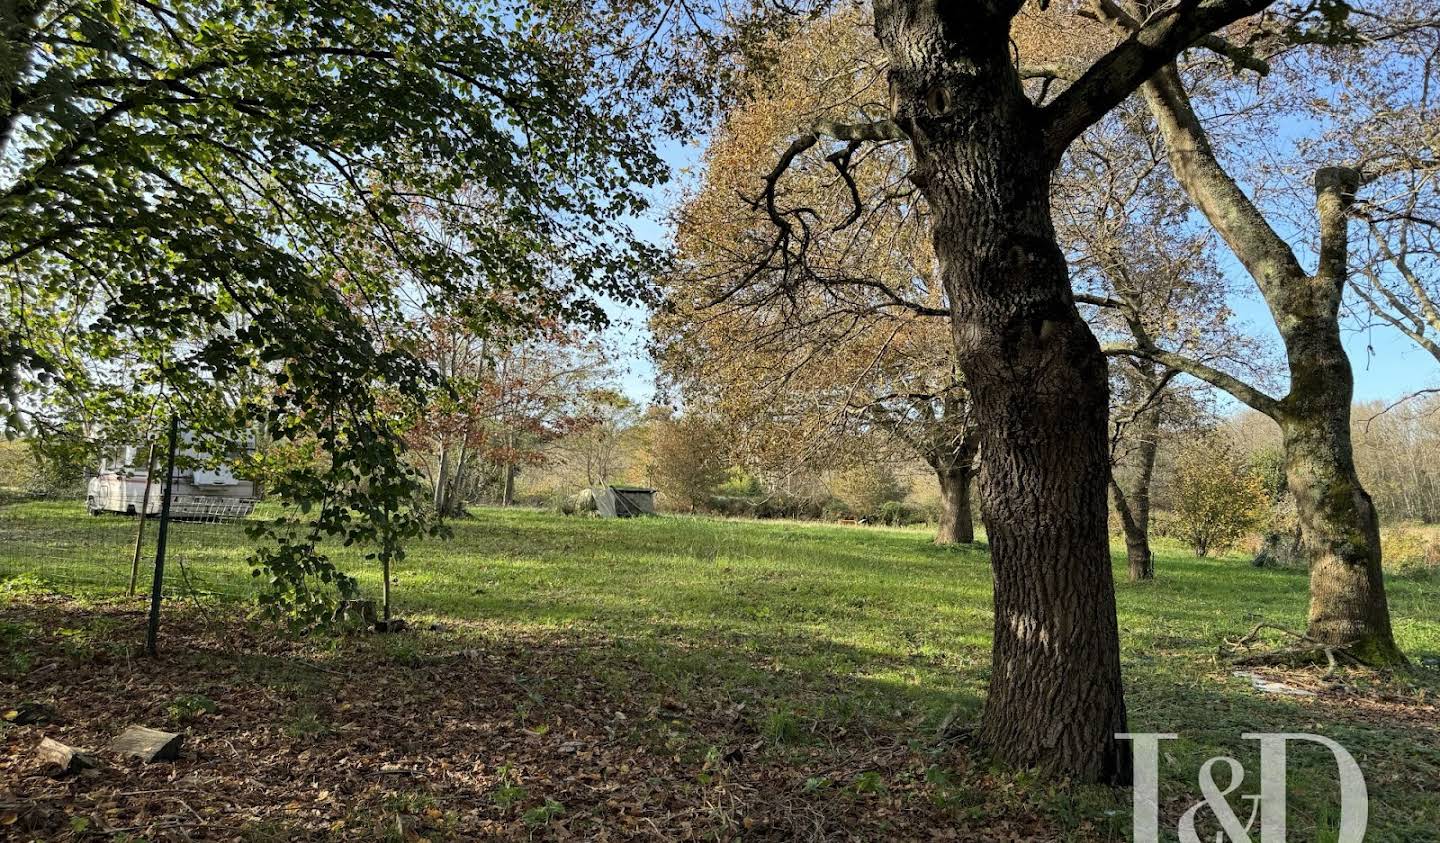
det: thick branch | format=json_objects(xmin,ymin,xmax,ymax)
[
  {"xmin": 1081, "ymin": 0, "xmax": 1272, "ymax": 73},
  {"xmin": 1074, "ymin": 292, "xmax": 1126, "ymax": 309},
  {"xmin": 812, "ymin": 118, "xmax": 906, "ymax": 143},
  {"xmin": 1020, "ymin": 62, "xmax": 1082, "ymax": 81},
  {"xmin": 1314, "ymin": 166, "xmax": 1359, "ymax": 293},
  {"xmin": 827, "ymin": 141, "xmax": 865, "ymax": 230},
  {"xmin": 1085, "ymin": 277, "xmax": 1278, "ymax": 415},
  {"xmin": 1358, "ymin": 156, "xmax": 1440, "ymax": 185},
  {"xmin": 1106, "ymin": 343, "xmax": 1280, "ymax": 416},
  {"xmin": 1042, "ymin": 0, "xmax": 1275, "ymax": 159},
  {"xmin": 1139, "ymin": 63, "xmax": 1306, "ymax": 300},
  {"xmin": 733, "ymin": 118, "xmax": 942, "ymax": 318}
]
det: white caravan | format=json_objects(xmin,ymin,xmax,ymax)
[{"xmin": 86, "ymin": 437, "xmax": 256, "ymax": 519}]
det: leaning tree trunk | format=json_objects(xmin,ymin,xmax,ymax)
[
  {"xmin": 1111, "ymin": 480, "xmax": 1153, "ymax": 581},
  {"xmin": 1111, "ymin": 405, "xmax": 1159, "ymax": 581},
  {"xmin": 1279, "ymin": 304, "xmax": 1401, "ymax": 664},
  {"xmin": 877, "ymin": 14, "xmax": 1128, "ymax": 783},
  {"xmin": 1140, "ymin": 74, "xmax": 1403, "ymax": 666}
]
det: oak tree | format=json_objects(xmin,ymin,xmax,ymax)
[
  {"xmin": 1058, "ymin": 97, "xmax": 1267, "ymax": 580},
  {"xmin": 713, "ymin": 0, "xmax": 1281, "ymax": 781},
  {"xmin": 655, "ymin": 8, "xmax": 981, "ymax": 544},
  {"xmin": 1171, "ymin": 433, "xmax": 1269, "ymax": 557}
]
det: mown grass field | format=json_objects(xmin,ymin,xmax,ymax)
[{"xmin": 2, "ymin": 500, "xmax": 1438, "ymax": 840}]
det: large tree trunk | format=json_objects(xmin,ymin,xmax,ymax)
[
  {"xmin": 1111, "ymin": 405, "xmax": 1159, "ymax": 581},
  {"xmin": 1140, "ymin": 74, "xmax": 1403, "ymax": 666},
  {"xmin": 931, "ymin": 429, "xmax": 979, "ymax": 545},
  {"xmin": 934, "ymin": 463, "xmax": 975, "ymax": 545},
  {"xmin": 875, "ymin": 9, "xmax": 1128, "ymax": 783},
  {"xmin": 1280, "ymin": 310, "xmax": 1402, "ymax": 664}
]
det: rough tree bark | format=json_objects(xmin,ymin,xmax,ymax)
[
  {"xmin": 1110, "ymin": 400, "xmax": 1159, "ymax": 581},
  {"xmin": 873, "ymin": 1, "xmax": 1127, "ymax": 783},
  {"xmin": 931, "ymin": 436, "xmax": 978, "ymax": 545},
  {"xmin": 934, "ymin": 465, "xmax": 974, "ymax": 544},
  {"xmin": 849, "ymin": 0, "xmax": 1278, "ymax": 783},
  {"xmin": 1283, "ymin": 168, "xmax": 1398, "ymax": 661},
  {"xmin": 1134, "ymin": 66, "xmax": 1402, "ymax": 664}
]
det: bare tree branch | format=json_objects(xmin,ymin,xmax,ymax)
[
  {"xmin": 1138, "ymin": 63, "xmax": 1306, "ymax": 300},
  {"xmin": 1105, "ymin": 342, "xmax": 1280, "ymax": 416}
]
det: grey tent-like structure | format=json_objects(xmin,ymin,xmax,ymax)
[
  {"xmin": 591, "ymin": 486, "xmax": 656, "ymax": 517},
  {"xmin": 561, "ymin": 485, "xmax": 657, "ymax": 517}
]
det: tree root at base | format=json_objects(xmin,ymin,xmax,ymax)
[{"xmin": 1221, "ymin": 621, "xmax": 1368, "ymax": 675}]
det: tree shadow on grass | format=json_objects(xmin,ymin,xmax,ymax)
[
  {"xmin": 4, "ymin": 594, "xmax": 1437, "ymax": 841},
  {"xmin": 2, "ymin": 596, "xmax": 1007, "ymax": 840}
]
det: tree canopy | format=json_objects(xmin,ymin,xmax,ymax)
[{"xmin": 0, "ymin": 0, "xmax": 666, "ymax": 620}]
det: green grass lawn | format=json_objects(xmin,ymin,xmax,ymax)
[{"xmin": 3, "ymin": 500, "xmax": 1438, "ymax": 839}]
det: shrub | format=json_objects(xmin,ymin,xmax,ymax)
[
  {"xmin": 522, "ymin": 799, "xmax": 566, "ymax": 826},
  {"xmin": 0, "ymin": 438, "xmax": 91, "ymax": 498},
  {"xmin": 0, "ymin": 441, "xmax": 38, "ymax": 495},
  {"xmin": 1149, "ymin": 509, "xmax": 1177, "ymax": 540},
  {"xmin": 511, "ymin": 491, "xmax": 553, "ymax": 508},
  {"xmin": 648, "ymin": 415, "xmax": 728, "ymax": 512},
  {"xmin": 713, "ymin": 467, "xmax": 762, "ymax": 498},
  {"xmin": 754, "ymin": 493, "xmax": 829, "ymax": 521},
  {"xmin": 1247, "ymin": 446, "xmax": 1288, "ymax": 502},
  {"xmin": 832, "ymin": 464, "xmax": 905, "ymax": 520},
  {"xmin": 877, "ymin": 500, "xmax": 926, "ymax": 526},
  {"xmin": 1171, "ymin": 435, "xmax": 1269, "ymax": 557},
  {"xmin": 167, "ymin": 694, "xmax": 219, "ymax": 723},
  {"xmin": 707, "ymin": 495, "xmax": 757, "ymax": 518},
  {"xmin": 1381, "ymin": 526, "xmax": 1436, "ymax": 575}
]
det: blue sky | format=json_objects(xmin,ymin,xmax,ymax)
[
  {"xmin": 1224, "ymin": 254, "xmax": 1440, "ymax": 406},
  {"xmin": 608, "ymin": 139, "xmax": 1440, "ymax": 411}
]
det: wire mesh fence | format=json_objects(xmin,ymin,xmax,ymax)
[
  {"xmin": 0, "ymin": 494, "xmax": 373, "ymax": 605},
  {"xmin": 0, "ymin": 496, "xmax": 254, "ymax": 600}
]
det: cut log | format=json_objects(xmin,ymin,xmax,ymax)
[
  {"xmin": 110, "ymin": 726, "xmax": 184, "ymax": 762},
  {"xmin": 36, "ymin": 737, "xmax": 97, "ymax": 776}
]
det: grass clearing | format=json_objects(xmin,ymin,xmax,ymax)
[{"xmin": 1, "ymin": 501, "xmax": 1437, "ymax": 839}]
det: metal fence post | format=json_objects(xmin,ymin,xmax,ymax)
[{"xmin": 146, "ymin": 415, "xmax": 179, "ymax": 657}]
